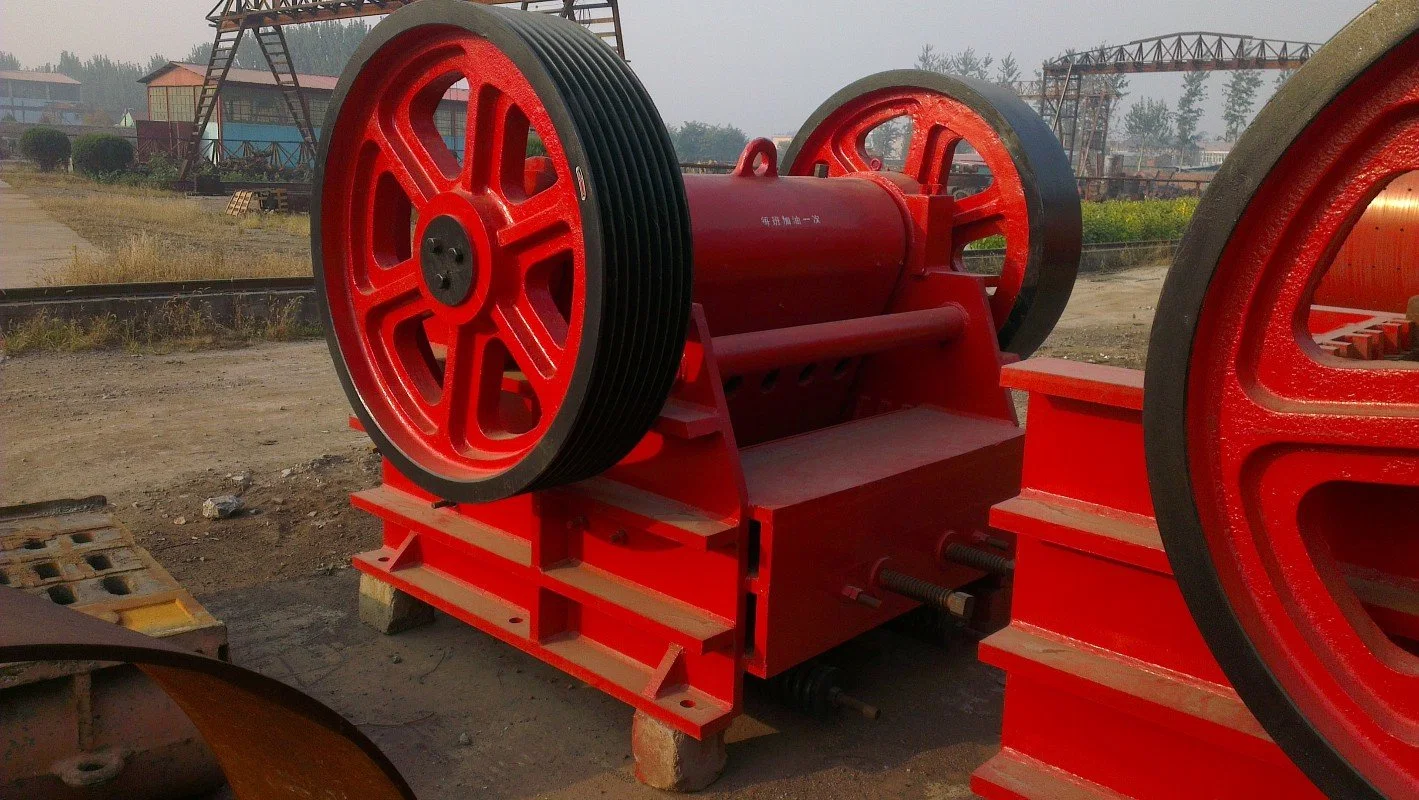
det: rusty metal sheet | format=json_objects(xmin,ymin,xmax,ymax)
[{"xmin": 0, "ymin": 588, "xmax": 415, "ymax": 800}]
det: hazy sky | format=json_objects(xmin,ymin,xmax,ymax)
[{"xmin": 0, "ymin": 0, "xmax": 1375, "ymax": 135}]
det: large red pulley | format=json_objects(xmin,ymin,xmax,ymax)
[
  {"xmin": 315, "ymin": 1, "xmax": 1079, "ymax": 504},
  {"xmin": 1147, "ymin": 3, "xmax": 1419, "ymax": 797},
  {"xmin": 783, "ymin": 71, "xmax": 1081, "ymax": 358},
  {"xmin": 315, "ymin": 0, "xmax": 692, "ymax": 502}
]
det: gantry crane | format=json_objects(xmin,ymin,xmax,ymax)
[
  {"xmin": 180, "ymin": 0, "xmax": 624, "ymax": 180},
  {"xmin": 1038, "ymin": 32, "xmax": 1319, "ymax": 176}
]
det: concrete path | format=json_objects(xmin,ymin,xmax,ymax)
[{"xmin": 0, "ymin": 178, "xmax": 103, "ymax": 288}]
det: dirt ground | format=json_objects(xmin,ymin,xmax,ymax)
[
  {"xmin": 0, "ymin": 264, "xmax": 1166, "ymax": 798},
  {"xmin": 1036, "ymin": 264, "xmax": 1165, "ymax": 369}
]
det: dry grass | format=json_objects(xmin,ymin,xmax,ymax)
[
  {"xmin": 48, "ymin": 231, "xmax": 307, "ymax": 284},
  {"xmin": 1, "ymin": 299, "xmax": 320, "ymax": 355},
  {"xmin": 4, "ymin": 168, "xmax": 311, "ymax": 284}
]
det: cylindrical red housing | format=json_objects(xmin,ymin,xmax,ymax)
[
  {"xmin": 683, "ymin": 173, "xmax": 909, "ymax": 336},
  {"xmin": 1315, "ymin": 170, "xmax": 1419, "ymax": 314}
]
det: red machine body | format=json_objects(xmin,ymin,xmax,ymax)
[
  {"xmin": 976, "ymin": 6, "xmax": 1419, "ymax": 798},
  {"xmin": 972, "ymin": 323, "xmax": 1414, "ymax": 800},
  {"xmin": 972, "ymin": 359, "xmax": 1327, "ymax": 799},
  {"xmin": 349, "ymin": 154, "xmax": 1028, "ymax": 735}
]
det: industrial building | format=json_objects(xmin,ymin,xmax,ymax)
[
  {"xmin": 137, "ymin": 61, "xmax": 467, "ymax": 170},
  {"xmin": 0, "ymin": 70, "xmax": 84, "ymax": 126}
]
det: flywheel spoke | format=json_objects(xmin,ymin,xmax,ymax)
[
  {"xmin": 368, "ymin": 118, "xmax": 448, "ymax": 208},
  {"xmin": 493, "ymin": 299, "xmax": 563, "ymax": 393},
  {"xmin": 439, "ymin": 324, "xmax": 508, "ymax": 456},
  {"xmin": 903, "ymin": 120, "xmax": 962, "ymax": 188}
]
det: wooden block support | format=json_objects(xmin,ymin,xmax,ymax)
[
  {"xmin": 358, "ymin": 573, "xmax": 435, "ymax": 635},
  {"xmin": 631, "ymin": 710, "xmax": 726, "ymax": 792}
]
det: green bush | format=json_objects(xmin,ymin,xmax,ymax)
[
  {"xmin": 968, "ymin": 197, "xmax": 1199, "ymax": 250},
  {"xmin": 1080, "ymin": 197, "xmax": 1198, "ymax": 244},
  {"xmin": 72, "ymin": 133, "xmax": 135, "ymax": 177},
  {"xmin": 19, "ymin": 127, "xmax": 71, "ymax": 172}
]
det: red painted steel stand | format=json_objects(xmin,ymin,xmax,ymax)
[
  {"xmin": 350, "ymin": 281, "xmax": 1027, "ymax": 739},
  {"xmin": 971, "ymin": 358, "xmax": 1325, "ymax": 800}
]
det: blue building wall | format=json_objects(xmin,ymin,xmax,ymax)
[
  {"xmin": 212, "ymin": 120, "xmax": 464, "ymax": 170},
  {"xmin": 0, "ymin": 97, "xmax": 83, "ymax": 125}
]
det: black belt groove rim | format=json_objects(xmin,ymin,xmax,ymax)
[
  {"xmin": 780, "ymin": 69, "xmax": 1082, "ymax": 358},
  {"xmin": 1144, "ymin": 4, "xmax": 1418, "ymax": 798},
  {"xmin": 312, "ymin": 0, "xmax": 691, "ymax": 501}
]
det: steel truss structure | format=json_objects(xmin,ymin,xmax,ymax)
[
  {"xmin": 180, "ymin": 0, "xmax": 624, "ymax": 180},
  {"xmin": 1039, "ymin": 32, "xmax": 1320, "ymax": 177}
]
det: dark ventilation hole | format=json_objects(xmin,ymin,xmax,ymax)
[
  {"xmin": 47, "ymin": 586, "xmax": 76, "ymax": 605},
  {"xmin": 33, "ymin": 563, "xmax": 60, "ymax": 580},
  {"xmin": 798, "ymin": 364, "xmax": 817, "ymax": 385},
  {"xmin": 22, "ymin": 539, "xmax": 45, "ymax": 550},
  {"xmin": 679, "ymin": 699, "xmax": 696, "ymax": 708},
  {"xmin": 70, "ymin": 532, "xmax": 93, "ymax": 544},
  {"xmin": 0, "ymin": 572, "xmax": 9, "ymax": 586},
  {"xmin": 833, "ymin": 358, "xmax": 854, "ymax": 379},
  {"xmin": 77, "ymin": 761, "xmax": 105, "ymax": 773},
  {"xmin": 100, "ymin": 576, "xmax": 133, "ymax": 596},
  {"xmin": 723, "ymin": 376, "xmax": 743, "ymax": 397},
  {"xmin": 85, "ymin": 554, "xmax": 113, "ymax": 571},
  {"xmin": 744, "ymin": 592, "xmax": 758, "ymax": 656},
  {"xmin": 746, "ymin": 520, "xmax": 762, "ymax": 578},
  {"xmin": 760, "ymin": 369, "xmax": 780, "ymax": 393}
]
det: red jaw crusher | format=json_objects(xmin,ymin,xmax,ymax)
[{"xmin": 313, "ymin": 0, "xmax": 1079, "ymax": 787}]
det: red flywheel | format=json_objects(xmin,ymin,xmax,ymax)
[
  {"xmin": 314, "ymin": 0, "xmax": 691, "ymax": 502},
  {"xmin": 782, "ymin": 71, "xmax": 1081, "ymax": 357},
  {"xmin": 1147, "ymin": 4, "xmax": 1419, "ymax": 797}
]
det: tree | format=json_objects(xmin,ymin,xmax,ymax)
[
  {"xmin": 0, "ymin": 51, "xmax": 21, "ymax": 71},
  {"xmin": 1124, "ymin": 98, "xmax": 1174, "ymax": 168},
  {"xmin": 995, "ymin": 54, "xmax": 1022, "ymax": 87},
  {"xmin": 72, "ymin": 133, "xmax": 134, "ymax": 176},
  {"xmin": 915, "ymin": 45, "xmax": 943, "ymax": 73},
  {"xmin": 36, "ymin": 51, "xmax": 153, "ymax": 121},
  {"xmin": 916, "ymin": 45, "xmax": 993, "ymax": 81},
  {"xmin": 668, "ymin": 121, "xmax": 748, "ymax": 163},
  {"xmin": 1175, "ymin": 71, "xmax": 1210, "ymax": 152},
  {"xmin": 867, "ymin": 118, "xmax": 907, "ymax": 165},
  {"xmin": 20, "ymin": 127, "xmax": 71, "ymax": 171},
  {"xmin": 1222, "ymin": 69, "xmax": 1265, "ymax": 140}
]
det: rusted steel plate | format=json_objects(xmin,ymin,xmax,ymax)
[
  {"xmin": 1, "ymin": 497, "xmax": 230, "ymax": 799},
  {"xmin": 0, "ymin": 588, "xmax": 415, "ymax": 800}
]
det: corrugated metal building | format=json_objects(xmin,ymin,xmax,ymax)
[
  {"xmin": 0, "ymin": 70, "xmax": 84, "ymax": 126},
  {"xmin": 137, "ymin": 62, "xmax": 467, "ymax": 170}
]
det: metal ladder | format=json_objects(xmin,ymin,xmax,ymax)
[
  {"xmin": 253, "ymin": 24, "xmax": 317, "ymax": 167},
  {"xmin": 180, "ymin": 23, "xmax": 244, "ymax": 180}
]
